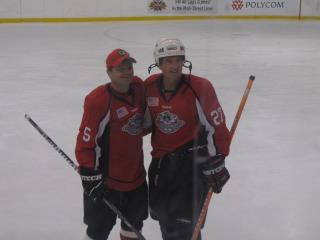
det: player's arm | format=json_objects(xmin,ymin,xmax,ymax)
[
  {"xmin": 75, "ymin": 94, "xmax": 109, "ymax": 199},
  {"xmin": 196, "ymin": 80, "xmax": 231, "ymax": 157},
  {"xmin": 196, "ymin": 80, "xmax": 231, "ymax": 193},
  {"xmin": 75, "ymin": 95, "xmax": 102, "ymax": 168}
]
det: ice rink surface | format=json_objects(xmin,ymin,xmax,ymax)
[{"xmin": 1, "ymin": 19, "xmax": 320, "ymax": 239}]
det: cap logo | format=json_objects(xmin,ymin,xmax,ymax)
[{"xmin": 117, "ymin": 50, "xmax": 127, "ymax": 56}]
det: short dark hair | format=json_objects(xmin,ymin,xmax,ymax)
[{"xmin": 159, "ymin": 55, "xmax": 185, "ymax": 65}]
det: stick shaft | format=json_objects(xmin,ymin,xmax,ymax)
[
  {"xmin": 24, "ymin": 114, "xmax": 146, "ymax": 240},
  {"xmin": 230, "ymin": 75, "xmax": 255, "ymax": 141},
  {"xmin": 191, "ymin": 75, "xmax": 255, "ymax": 240},
  {"xmin": 25, "ymin": 114, "xmax": 78, "ymax": 170}
]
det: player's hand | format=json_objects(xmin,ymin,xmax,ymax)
[
  {"xmin": 79, "ymin": 167, "xmax": 105, "ymax": 201},
  {"xmin": 200, "ymin": 154, "xmax": 230, "ymax": 193}
]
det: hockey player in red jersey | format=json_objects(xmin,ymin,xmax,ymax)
[
  {"xmin": 144, "ymin": 38, "xmax": 231, "ymax": 239},
  {"xmin": 75, "ymin": 49, "xmax": 148, "ymax": 240}
]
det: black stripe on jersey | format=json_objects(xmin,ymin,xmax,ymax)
[
  {"xmin": 107, "ymin": 84, "xmax": 135, "ymax": 107},
  {"xmin": 156, "ymin": 75, "xmax": 187, "ymax": 102},
  {"xmin": 99, "ymin": 119, "xmax": 110, "ymax": 178}
]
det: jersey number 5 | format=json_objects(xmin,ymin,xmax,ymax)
[{"xmin": 83, "ymin": 126, "xmax": 91, "ymax": 142}]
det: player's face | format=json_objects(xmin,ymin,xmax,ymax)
[
  {"xmin": 159, "ymin": 56, "xmax": 184, "ymax": 81},
  {"xmin": 108, "ymin": 60, "xmax": 134, "ymax": 91}
]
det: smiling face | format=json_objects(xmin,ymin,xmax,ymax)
[
  {"xmin": 107, "ymin": 59, "xmax": 134, "ymax": 92},
  {"xmin": 158, "ymin": 56, "xmax": 184, "ymax": 82}
]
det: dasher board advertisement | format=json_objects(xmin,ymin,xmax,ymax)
[
  {"xmin": 221, "ymin": 0, "xmax": 300, "ymax": 16},
  {"xmin": 147, "ymin": 0, "xmax": 218, "ymax": 15}
]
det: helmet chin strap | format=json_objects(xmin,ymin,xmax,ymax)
[
  {"xmin": 148, "ymin": 63, "xmax": 157, "ymax": 74},
  {"xmin": 183, "ymin": 60, "xmax": 192, "ymax": 75},
  {"xmin": 147, "ymin": 60, "xmax": 192, "ymax": 75}
]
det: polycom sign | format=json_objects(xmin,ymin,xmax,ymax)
[{"xmin": 232, "ymin": 0, "xmax": 286, "ymax": 11}]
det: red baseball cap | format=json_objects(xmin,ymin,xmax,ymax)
[{"xmin": 106, "ymin": 49, "xmax": 136, "ymax": 70}]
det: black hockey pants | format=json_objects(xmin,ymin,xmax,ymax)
[
  {"xmin": 83, "ymin": 181, "xmax": 148, "ymax": 240},
  {"xmin": 148, "ymin": 148, "xmax": 207, "ymax": 240}
]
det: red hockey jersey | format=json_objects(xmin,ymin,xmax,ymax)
[
  {"xmin": 144, "ymin": 73, "xmax": 231, "ymax": 158},
  {"xmin": 75, "ymin": 77, "xmax": 146, "ymax": 191}
]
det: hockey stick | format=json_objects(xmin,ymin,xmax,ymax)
[
  {"xmin": 191, "ymin": 75, "xmax": 255, "ymax": 240},
  {"xmin": 24, "ymin": 114, "xmax": 146, "ymax": 240}
]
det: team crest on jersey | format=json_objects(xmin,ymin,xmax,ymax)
[
  {"xmin": 122, "ymin": 113, "xmax": 143, "ymax": 135},
  {"xmin": 147, "ymin": 97, "xmax": 159, "ymax": 107},
  {"xmin": 116, "ymin": 106, "xmax": 129, "ymax": 118},
  {"xmin": 155, "ymin": 110, "xmax": 185, "ymax": 134}
]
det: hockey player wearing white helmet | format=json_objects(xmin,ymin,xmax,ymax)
[{"xmin": 144, "ymin": 38, "xmax": 231, "ymax": 239}]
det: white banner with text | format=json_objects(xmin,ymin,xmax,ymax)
[{"xmin": 147, "ymin": 0, "xmax": 218, "ymax": 15}]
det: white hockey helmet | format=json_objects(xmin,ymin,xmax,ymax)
[{"xmin": 153, "ymin": 38, "xmax": 185, "ymax": 65}]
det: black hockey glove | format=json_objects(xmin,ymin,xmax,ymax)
[
  {"xmin": 79, "ymin": 167, "xmax": 105, "ymax": 201},
  {"xmin": 200, "ymin": 154, "xmax": 230, "ymax": 194}
]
